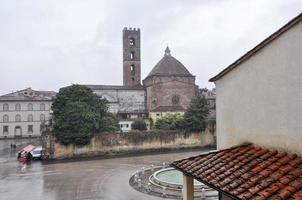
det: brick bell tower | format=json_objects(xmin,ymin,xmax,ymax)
[{"xmin": 123, "ymin": 27, "xmax": 141, "ymax": 86}]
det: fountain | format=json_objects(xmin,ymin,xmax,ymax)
[
  {"xmin": 129, "ymin": 163, "xmax": 218, "ymax": 199},
  {"xmin": 150, "ymin": 167, "xmax": 204, "ymax": 190}
]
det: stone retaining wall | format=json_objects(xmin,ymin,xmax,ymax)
[{"xmin": 42, "ymin": 130, "xmax": 215, "ymax": 160}]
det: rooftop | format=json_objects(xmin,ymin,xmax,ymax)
[
  {"xmin": 0, "ymin": 88, "xmax": 56, "ymax": 101},
  {"xmin": 172, "ymin": 143, "xmax": 302, "ymax": 199},
  {"xmin": 84, "ymin": 84, "xmax": 145, "ymax": 91},
  {"xmin": 145, "ymin": 47, "xmax": 194, "ymax": 79}
]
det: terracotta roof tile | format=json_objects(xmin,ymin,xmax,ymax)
[
  {"xmin": 171, "ymin": 144, "xmax": 302, "ymax": 199},
  {"xmin": 292, "ymin": 189, "xmax": 302, "ymax": 199},
  {"xmin": 289, "ymin": 178, "xmax": 302, "ymax": 190}
]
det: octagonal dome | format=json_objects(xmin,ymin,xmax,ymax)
[{"xmin": 145, "ymin": 47, "xmax": 193, "ymax": 78}]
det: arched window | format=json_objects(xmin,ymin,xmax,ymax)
[
  {"xmin": 3, "ymin": 115, "xmax": 9, "ymax": 123},
  {"xmin": 28, "ymin": 114, "xmax": 33, "ymax": 122},
  {"xmin": 130, "ymin": 52, "xmax": 135, "ymax": 60},
  {"xmin": 3, "ymin": 103, "xmax": 9, "ymax": 111},
  {"xmin": 129, "ymin": 37, "xmax": 135, "ymax": 46},
  {"xmin": 15, "ymin": 114, "xmax": 21, "ymax": 122},
  {"xmin": 130, "ymin": 65, "xmax": 135, "ymax": 75},
  {"xmin": 40, "ymin": 114, "xmax": 45, "ymax": 122},
  {"xmin": 15, "ymin": 104, "xmax": 21, "ymax": 111},
  {"xmin": 28, "ymin": 103, "xmax": 33, "ymax": 111},
  {"xmin": 40, "ymin": 103, "xmax": 45, "ymax": 111}
]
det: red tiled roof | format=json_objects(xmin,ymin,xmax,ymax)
[{"xmin": 171, "ymin": 144, "xmax": 302, "ymax": 200}]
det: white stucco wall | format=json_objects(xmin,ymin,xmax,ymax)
[
  {"xmin": 119, "ymin": 121, "xmax": 133, "ymax": 132},
  {"xmin": 0, "ymin": 101, "xmax": 52, "ymax": 138},
  {"xmin": 215, "ymin": 20, "xmax": 302, "ymax": 154}
]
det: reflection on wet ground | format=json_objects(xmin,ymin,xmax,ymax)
[{"xmin": 0, "ymin": 139, "xmax": 212, "ymax": 200}]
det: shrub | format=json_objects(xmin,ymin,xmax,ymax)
[
  {"xmin": 154, "ymin": 114, "xmax": 184, "ymax": 130},
  {"xmin": 131, "ymin": 119, "xmax": 147, "ymax": 131}
]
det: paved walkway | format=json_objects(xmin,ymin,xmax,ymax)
[{"xmin": 0, "ymin": 140, "xmax": 212, "ymax": 200}]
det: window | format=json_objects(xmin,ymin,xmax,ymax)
[
  {"xmin": 120, "ymin": 124, "xmax": 123, "ymax": 128},
  {"xmin": 40, "ymin": 114, "xmax": 45, "ymax": 121},
  {"xmin": 120, "ymin": 114, "xmax": 127, "ymax": 119},
  {"xmin": 15, "ymin": 126, "xmax": 22, "ymax": 136},
  {"xmin": 28, "ymin": 114, "xmax": 33, "ymax": 122},
  {"xmin": 3, "ymin": 126, "xmax": 8, "ymax": 133},
  {"xmin": 3, "ymin": 103, "xmax": 9, "ymax": 111},
  {"xmin": 126, "ymin": 124, "xmax": 129, "ymax": 128},
  {"xmin": 172, "ymin": 95, "xmax": 180, "ymax": 105},
  {"xmin": 15, "ymin": 114, "xmax": 21, "ymax": 122},
  {"xmin": 156, "ymin": 113, "xmax": 160, "ymax": 117},
  {"xmin": 129, "ymin": 38, "xmax": 135, "ymax": 46},
  {"xmin": 40, "ymin": 124, "xmax": 43, "ymax": 132},
  {"xmin": 28, "ymin": 103, "xmax": 33, "ymax": 111},
  {"xmin": 40, "ymin": 103, "xmax": 45, "ymax": 111},
  {"xmin": 132, "ymin": 77, "xmax": 135, "ymax": 83},
  {"xmin": 130, "ymin": 65, "xmax": 135, "ymax": 75},
  {"xmin": 28, "ymin": 125, "xmax": 33, "ymax": 133},
  {"xmin": 130, "ymin": 52, "xmax": 135, "ymax": 60},
  {"xmin": 3, "ymin": 115, "xmax": 9, "ymax": 122},
  {"xmin": 15, "ymin": 104, "xmax": 21, "ymax": 111}
]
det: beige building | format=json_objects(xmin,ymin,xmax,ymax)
[
  {"xmin": 172, "ymin": 13, "xmax": 302, "ymax": 200},
  {"xmin": 210, "ymin": 13, "xmax": 302, "ymax": 154},
  {"xmin": 0, "ymin": 88, "xmax": 56, "ymax": 138},
  {"xmin": 149, "ymin": 106, "xmax": 185, "ymax": 123}
]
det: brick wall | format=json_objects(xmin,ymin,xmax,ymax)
[{"xmin": 144, "ymin": 76, "xmax": 197, "ymax": 111}]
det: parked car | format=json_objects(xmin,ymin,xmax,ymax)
[{"xmin": 31, "ymin": 146, "xmax": 42, "ymax": 160}]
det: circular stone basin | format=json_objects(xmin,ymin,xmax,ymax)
[{"xmin": 152, "ymin": 167, "xmax": 203, "ymax": 189}]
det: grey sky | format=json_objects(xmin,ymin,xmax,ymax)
[{"xmin": 0, "ymin": 0, "xmax": 301, "ymax": 95}]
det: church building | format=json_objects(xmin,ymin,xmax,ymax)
[
  {"xmin": 87, "ymin": 27, "xmax": 198, "ymax": 131},
  {"xmin": 143, "ymin": 46, "xmax": 198, "ymax": 122}
]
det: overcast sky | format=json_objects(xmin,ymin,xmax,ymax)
[{"xmin": 0, "ymin": 0, "xmax": 301, "ymax": 95}]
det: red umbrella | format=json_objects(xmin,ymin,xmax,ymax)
[{"xmin": 21, "ymin": 144, "xmax": 36, "ymax": 152}]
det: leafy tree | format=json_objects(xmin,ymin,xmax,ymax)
[
  {"xmin": 52, "ymin": 85, "xmax": 107, "ymax": 145},
  {"xmin": 131, "ymin": 119, "xmax": 147, "ymax": 131},
  {"xmin": 99, "ymin": 112, "xmax": 120, "ymax": 132},
  {"xmin": 154, "ymin": 114, "xmax": 184, "ymax": 130},
  {"xmin": 183, "ymin": 94, "xmax": 210, "ymax": 132}
]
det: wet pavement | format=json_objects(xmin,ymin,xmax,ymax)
[{"xmin": 0, "ymin": 139, "xmax": 212, "ymax": 200}]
